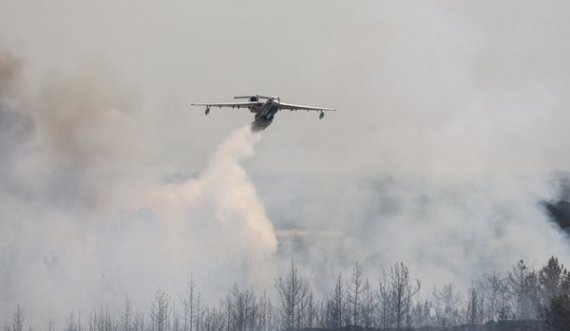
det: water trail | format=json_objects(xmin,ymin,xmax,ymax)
[{"xmin": 148, "ymin": 125, "xmax": 277, "ymax": 256}]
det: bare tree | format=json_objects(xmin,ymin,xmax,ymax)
[
  {"xmin": 411, "ymin": 300, "xmax": 431, "ymax": 328},
  {"xmin": 276, "ymin": 259, "xmax": 310, "ymax": 330},
  {"xmin": 255, "ymin": 292, "xmax": 273, "ymax": 331},
  {"xmin": 377, "ymin": 270, "xmax": 392, "ymax": 330},
  {"xmin": 465, "ymin": 281, "xmax": 483, "ymax": 326},
  {"xmin": 200, "ymin": 308, "xmax": 211, "ymax": 331},
  {"xmin": 66, "ymin": 313, "xmax": 82, "ymax": 331},
  {"xmin": 326, "ymin": 273, "xmax": 345, "ymax": 329},
  {"xmin": 12, "ymin": 306, "xmax": 24, "ymax": 331},
  {"xmin": 132, "ymin": 312, "xmax": 145, "ymax": 331},
  {"xmin": 389, "ymin": 262, "xmax": 420, "ymax": 330},
  {"xmin": 90, "ymin": 305, "xmax": 113, "ymax": 331},
  {"xmin": 183, "ymin": 276, "xmax": 197, "ymax": 331},
  {"xmin": 150, "ymin": 289, "xmax": 171, "ymax": 331},
  {"xmin": 225, "ymin": 284, "xmax": 258, "ymax": 331},
  {"xmin": 195, "ymin": 294, "xmax": 202, "ymax": 331},
  {"xmin": 478, "ymin": 272, "xmax": 510, "ymax": 322},
  {"xmin": 120, "ymin": 297, "xmax": 133, "ymax": 331},
  {"xmin": 301, "ymin": 293, "xmax": 315, "ymax": 329},
  {"xmin": 347, "ymin": 262, "xmax": 363, "ymax": 326},
  {"xmin": 202, "ymin": 303, "xmax": 226, "ymax": 331},
  {"xmin": 172, "ymin": 304, "xmax": 181, "ymax": 331},
  {"xmin": 434, "ymin": 284, "xmax": 462, "ymax": 328},
  {"xmin": 360, "ymin": 279, "xmax": 376, "ymax": 329}
]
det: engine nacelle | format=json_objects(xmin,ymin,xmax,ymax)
[
  {"xmin": 319, "ymin": 111, "xmax": 325, "ymax": 119},
  {"xmin": 205, "ymin": 107, "xmax": 210, "ymax": 115},
  {"xmin": 250, "ymin": 96, "xmax": 258, "ymax": 102}
]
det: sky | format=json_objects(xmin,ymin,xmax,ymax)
[
  {"xmin": 1, "ymin": 0, "xmax": 570, "ymax": 175},
  {"xmin": 1, "ymin": 0, "xmax": 570, "ymax": 326}
]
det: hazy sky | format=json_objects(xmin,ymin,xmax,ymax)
[
  {"xmin": 1, "ymin": 0, "xmax": 570, "ymax": 176},
  {"xmin": 1, "ymin": 0, "xmax": 570, "ymax": 326}
]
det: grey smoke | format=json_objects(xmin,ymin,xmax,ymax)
[
  {"xmin": 1, "ymin": 0, "xmax": 570, "ymax": 327},
  {"xmin": 0, "ymin": 53, "xmax": 277, "ymax": 324}
]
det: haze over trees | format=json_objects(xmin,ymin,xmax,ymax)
[{"xmin": 3, "ymin": 257, "xmax": 570, "ymax": 331}]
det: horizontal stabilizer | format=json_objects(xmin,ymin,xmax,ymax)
[{"xmin": 234, "ymin": 95, "xmax": 272, "ymax": 100}]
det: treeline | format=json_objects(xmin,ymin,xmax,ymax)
[{"xmin": 4, "ymin": 257, "xmax": 570, "ymax": 331}]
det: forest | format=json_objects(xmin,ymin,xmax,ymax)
[{"xmin": 4, "ymin": 256, "xmax": 570, "ymax": 331}]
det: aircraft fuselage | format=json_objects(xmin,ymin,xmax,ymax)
[{"xmin": 250, "ymin": 98, "xmax": 280, "ymax": 131}]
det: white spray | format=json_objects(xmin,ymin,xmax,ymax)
[{"xmin": 147, "ymin": 125, "xmax": 277, "ymax": 257}]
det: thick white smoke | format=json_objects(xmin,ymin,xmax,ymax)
[
  {"xmin": 0, "ymin": 54, "xmax": 276, "ymax": 325},
  {"xmin": 146, "ymin": 126, "xmax": 277, "ymax": 257},
  {"xmin": 2, "ymin": 0, "xmax": 570, "ymax": 326}
]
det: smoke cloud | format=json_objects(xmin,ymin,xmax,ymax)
[
  {"xmin": 146, "ymin": 125, "xmax": 277, "ymax": 257},
  {"xmin": 1, "ymin": 0, "xmax": 570, "ymax": 327},
  {"xmin": 0, "ymin": 52, "xmax": 276, "ymax": 325}
]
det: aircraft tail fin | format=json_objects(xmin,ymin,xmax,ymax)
[{"xmin": 234, "ymin": 95, "xmax": 272, "ymax": 101}]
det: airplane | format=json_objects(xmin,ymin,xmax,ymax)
[{"xmin": 191, "ymin": 95, "xmax": 335, "ymax": 130}]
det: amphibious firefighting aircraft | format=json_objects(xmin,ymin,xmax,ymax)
[{"xmin": 191, "ymin": 95, "xmax": 336, "ymax": 130}]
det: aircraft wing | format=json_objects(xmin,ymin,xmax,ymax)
[
  {"xmin": 191, "ymin": 102, "xmax": 258, "ymax": 109},
  {"xmin": 278, "ymin": 102, "xmax": 336, "ymax": 112}
]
